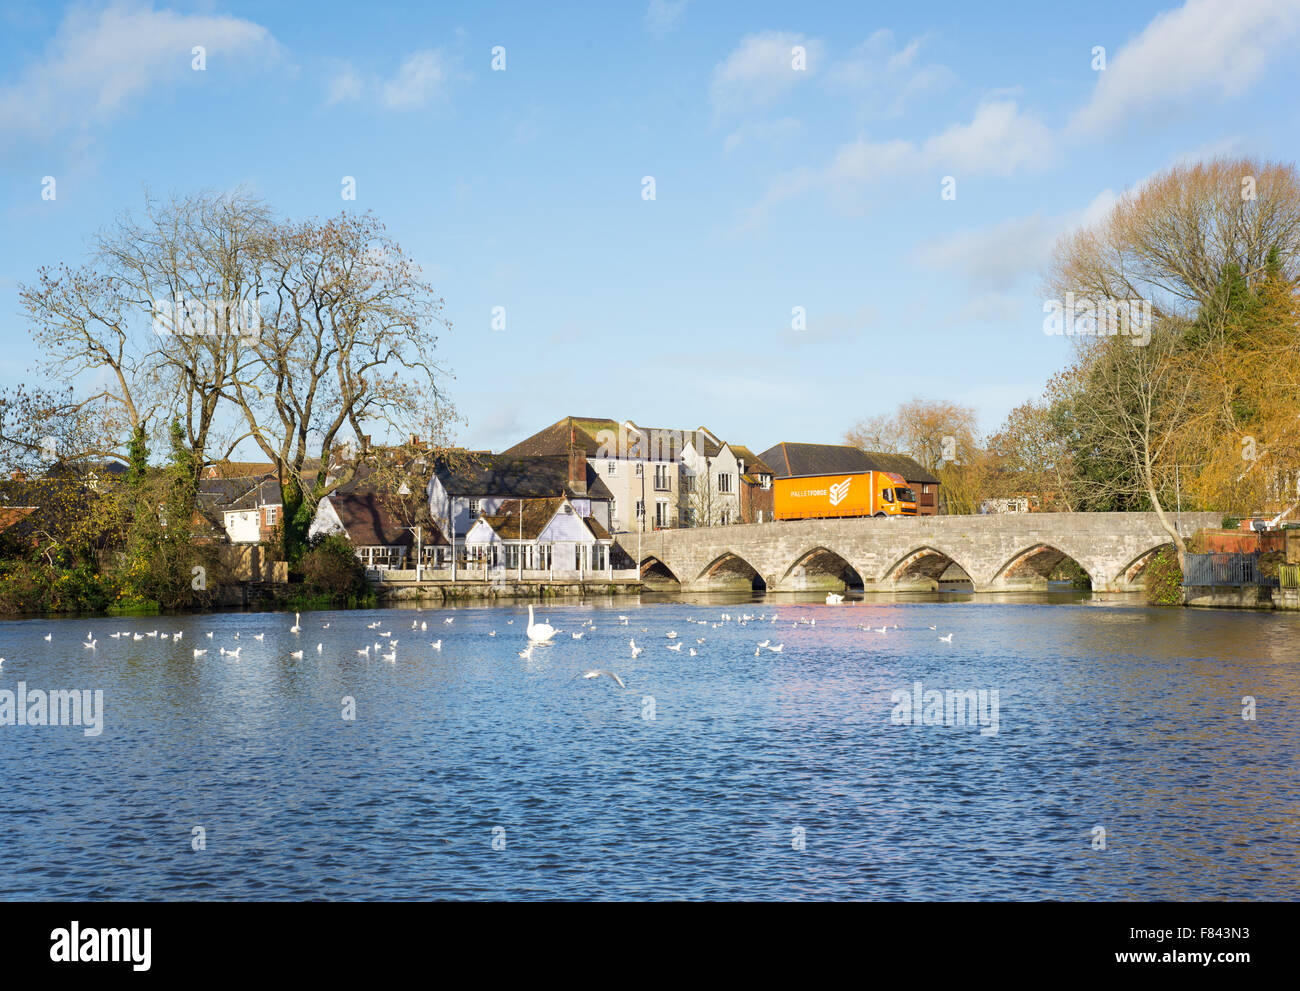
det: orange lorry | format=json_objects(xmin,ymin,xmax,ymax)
[{"xmin": 773, "ymin": 471, "xmax": 917, "ymax": 520}]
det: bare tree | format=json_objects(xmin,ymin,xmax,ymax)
[{"xmin": 223, "ymin": 211, "xmax": 456, "ymax": 558}]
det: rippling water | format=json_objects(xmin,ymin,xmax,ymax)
[{"xmin": 1, "ymin": 593, "xmax": 1297, "ymax": 901}]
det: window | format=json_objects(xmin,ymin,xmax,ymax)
[
  {"xmin": 607, "ymin": 461, "xmax": 617, "ymax": 475},
  {"xmin": 654, "ymin": 464, "xmax": 671, "ymax": 491},
  {"xmin": 265, "ymin": 506, "xmax": 279, "ymax": 525},
  {"xmin": 469, "ymin": 499, "xmax": 480, "ymax": 516},
  {"xmin": 761, "ymin": 475, "xmax": 771, "ymax": 490},
  {"xmin": 635, "ymin": 463, "xmax": 644, "ymax": 476},
  {"xmin": 655, "ymin": 500, "xmax": 670, "ymax": 528},
  {"xmin": 882, "ymin": 489, "xmax": 894, "ymax": 504},
  {"xmin": 718, "ymin": 473, "xmax": 733, "ymax": 493},
  {"xmin": 636, "ymin": 499, "xmax": 645, "ymax": 521},
  {"xmin": 757, "ymin": 510, "xmax": 764, "ymax": 523}
]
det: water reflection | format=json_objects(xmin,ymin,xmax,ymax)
[{"xmin": 0, "ymin": 592, "xmax": 1296, "ymax": 900}]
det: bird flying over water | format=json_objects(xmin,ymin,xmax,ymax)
[{"xmin": 579, "ymin": 669, "xmax": 626, "ymax": 689}]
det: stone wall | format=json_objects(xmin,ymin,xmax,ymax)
[{"xmin": 614, "ymin": 512, "xmax": 1222, "ymax": 593}]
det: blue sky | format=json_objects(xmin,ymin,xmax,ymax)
[{"xmin": 2, "ymin": 0, "xmax": 1299, "ymax": 456}]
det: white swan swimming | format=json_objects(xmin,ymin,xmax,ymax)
[{"xmin": 526, "ymin": 604, "xmax": 555, "ymax": 643}]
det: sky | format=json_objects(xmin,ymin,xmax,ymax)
[{"xmin": 2, "ymin": 0, "xmax": 1299, "ymax": 457}]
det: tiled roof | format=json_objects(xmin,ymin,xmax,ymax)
[
  {"xmin": 728, "ymin": 445, "xmax": 774, "ymax": 476},
  {"xmin": 500, "ymin": 417, "xmax": 617, "ymax": 458},
  {"xmin": 434, "ymin": 453, "xmax": 611, "ymax": 501},
  {"xmin": 203, "ymin": 461, "xmax": 275, "ymax": 478},
  {"xmin": 226, "ymin": 478, "xmax": 282, "ymax": 511},
  {"xmin": 475, "ymin": 497, "xmax": 565, "ymax": 541},
  {"xmin": 0, "ymin": 506, "xmax": 37, "ymax": 531},
  {"xmin": 503, "ymin": 416, "xmax": 720, "ymax": 463},
  {"xmin": 758, "ymin": 442, "xmax": 940, "ymax": 484},
  {"xmin": 328, "ymin": 491, "xmax": 447, "ymax": 548},
  {"xmin": 474, "ymin": 497, "xmax": 612, "ymax": 542}
]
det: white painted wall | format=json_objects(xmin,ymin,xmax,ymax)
[{"xmin": 225, "ymin": 509, "xmax": 261, "ymax": 543}]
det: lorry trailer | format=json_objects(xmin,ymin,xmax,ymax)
[{"xmin": 773, "ymin": 470, "xmax": 918, "ymax": 520}]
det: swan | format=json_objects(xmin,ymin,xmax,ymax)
[
  {"xmin": 357, "ymin": 646, "xmax": 370, "ymax": 655},
  {"xmin": 689, "ymin": 648, "xmax": 697, "ymax": 657},
  {"xmin": 526, "ymin": 605, "xmax": 555, "ymax": 643},
  {"xmin": 767, "ymin": 643, "xmax": 783, "ymax": 653},
  {"xmin": 193, "ymin": 649, "xmax": 206, "ymax": 656},
  {"xmin": 44, "ymin": 633, "xmax": 52, "ymax": 642},
  {"xmin": 572, "ymin": 632, "xmax": 583, "ymax": 640},
  {"xmin": 666, "ymin": 642, "xmax": 682, "ymax": 652},
  {"xmin": 629, "ymin": 639, "xmax": 643, "ymax": 658},
  {"xmin": 290, "ymin": 612, "xmax": 301, "ymax": 634},
  {"xmin": 939, "ymin": 633, "xmax": 953, "ymax": 643},
  {"xmin": 254, "ymin": 633, "xmax": 265, "ymax": 641},
  {"xmin": 381, "ymin": 649, "xmax": 396, "ymax": 662},
  {"xmin": 289, "ymin": 650, "xmax": 303, "ymax": 659},
  {"xmin": 316, "ymin": 643, "xmax": 323, "ymax": 653},
  {"xmin": 430, "ymin": 640, "xmax": 441, "ymax": 650}
]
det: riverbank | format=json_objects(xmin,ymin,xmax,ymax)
[{"xmin": 1184, "ymin": 585, "xmax": 1300, "ymax": 610}]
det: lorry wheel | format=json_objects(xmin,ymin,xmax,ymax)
[{"xmin": 874, "ymin": 512, "xmax": 887, "ymax": 518}]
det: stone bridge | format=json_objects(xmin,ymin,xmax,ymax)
[{"xmin": 614, "ymin": 512, "xmax": 1219, "ymax": 593}]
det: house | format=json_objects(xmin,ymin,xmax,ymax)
[
  {"xmin": 759, "ymin": 443, "xmax": 941, "ymax": 516},
  {"xmin": 678, "ymin": 430, "xmax": 741, "ymax": 527},
  {"xmin": 198, "ymin": 475, "xmax": 283, "ymax": 544},
  {"xmin": 309, "ymin": 490, "xmax": 448, "ymax": 571},
  {"xmin": 428, "ymin": 450, "xmax": 613, "ymax": 542},
  {"xmin": 503, "ymin": 416, "xmax": 769, "ymax": 531},
  {"xmin": 730, "ymin": 445, "xmax": 775, "ymax": 523},
  {"xmin": 463, "ymin": 496, "xmax": 613, "ymax": 575}
]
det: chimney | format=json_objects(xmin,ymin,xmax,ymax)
[{"xmin": 568, "ymin": 425, "xmax": 587, "ymax": 496}]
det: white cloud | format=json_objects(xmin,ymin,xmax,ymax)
[
  {"xmin": 1071, "ymin": 0, "xmax": 1300, "ymax": 134},
  {"xmin": 382, "ymin": 49, "xmax": 453, "ymax": 109},
  {"xmin": 326, "ymin": 64, "xmax": 364, "ymax": 106},
  {"xmin": 915, "ymin": 189, "xmax": 1118, "ymax": 292},
  {"xmin": 711, "ymin": 31, "xmax": 822, "ymax": 114},
  {"xmin": 826, "ymin": 29, "xmax": 956, "ymax": 117},
  {"xmin": 0, "ymin": 0, "xmax": 277, "ymax": 139},
  {"xmin": 325, "ymin": 48, "xmax": 458, "ymax": 110},
  {"xmin": 743, "ymin": 100, "xmax": 1053, "ymax": 225},
  {"xmin": 644, "ymin": 0, "xmax": 689, "ymax": 36}
]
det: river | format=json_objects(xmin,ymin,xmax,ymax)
[{"xmin": 1, "ymin": 591, "xmax": 1296, "ymax": 900}]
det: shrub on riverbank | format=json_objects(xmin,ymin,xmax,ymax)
[
  {"xmin": 299, "ymin": 534, "xmax": 369, "ymax": 602},
  {"xmin": 0, "ymin": 560, "xmax": 118, "ymax": 614},
  {"xmin": 1145, "ymin": 546, "xmax": 1183, "ymax": 605}
]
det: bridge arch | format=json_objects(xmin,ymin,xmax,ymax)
[
  {"xmin": 1111, "ymin": 542, "xmax": 1174, "ymax": 590},
  {"xmin": 881, "ymin": 546, "xmax": 974, "ymax": 587},
  {"xmin": 990, "ymin": 543, "xmax": 1094, "ymax": 589},
  {"xmin": 777, "ymin": 546, "xmax": 865, "ymax": 592},
  {"xmin": 696, "ymin": 550, "xmax": 767, "ymax": 590},
  {"xmin": 639, "ymin": 555, "xmax": 681, "ymax": 587}
]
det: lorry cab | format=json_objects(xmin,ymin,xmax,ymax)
[{"xmin": 875, "ymin": 472, "xmax": 918, "ymax": 516}]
